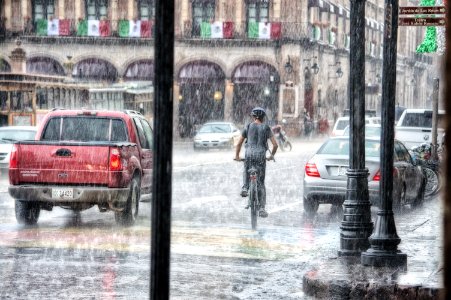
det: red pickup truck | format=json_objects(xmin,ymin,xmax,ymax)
[{"xmin": 8, "ymin": 109, "xmax": 153, "ymax": 226}]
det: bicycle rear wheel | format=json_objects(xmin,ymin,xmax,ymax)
[
  {"xmin": 249, "ymin": 182, "xmax": 258, "ymax": 230},
  {"xmin": 424, "ymin": 167, "xmax": 440, "ymax": 197}
]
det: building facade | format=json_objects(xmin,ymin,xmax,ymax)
[{"xmin": 0, "ymin": 0, "xmax": 439, "ymax": 136}]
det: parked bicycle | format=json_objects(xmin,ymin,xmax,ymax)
[
  {"xmin": 238, "ymin": 156, "xmax": 274, "ymax": 230},
  {"xmin": 410, "ymin": 143, "xmax": 442, "ymax": 197}
]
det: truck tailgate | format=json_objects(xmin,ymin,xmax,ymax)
[{"xmin": 16, "ymin": 143, "xmax": 111, "ymax": 185}]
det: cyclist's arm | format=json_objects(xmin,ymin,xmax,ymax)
[
  {"xmin": 234, "ymin": 136, "xmax": 245, "ymax": 160},
  {"xmin": 268, "ymin": 135, "xmax": 278, "ymax": 159}
]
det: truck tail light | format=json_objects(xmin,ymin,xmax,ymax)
[
  {"xmin": 10, "ymin": 144, "xmax": 18, "ymax": 169},
  {"xmin": 305, "ymin": 162, "xmax": 320, "ymax": 177},
  {"xmin": 372, "ymin": 170, "xmax": 380, "ymax": 181},
  {"xmin": 109, "ymin": 148, "xmax": 122, "ymax": 171}
]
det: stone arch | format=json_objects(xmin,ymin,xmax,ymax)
[
  {"xmin": 231, "ymin": 60, "xmax": 280, "ymax": 124},
  {"xmin": 0, "ymin": 58, "xmax": 11, "ymax": 72},
  {"xmin": 72, "ymin": 58, "xmax": 118, "ymax": 82},
  {"xmin": 176, "ymin": 60, "xmax": 226, "ymax": 138},
  {"xmin": 26, "ymin": 56, "xmax": 65, "ymax": 76}
]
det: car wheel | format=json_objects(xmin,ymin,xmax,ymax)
[
  {"xmin": 15, "ymin": 200, "xmax": 40, "ymax": 225},
  {"xmin": 115, "ymin": 176, "xmax": 140, "ymax": 226},
  {"xmin": 412, "ymin": 178, "xmax": 425, "ymax": 208},
  {"xmin": 303, "ymin": 197, "xmax": 319, "ymax": 216}
]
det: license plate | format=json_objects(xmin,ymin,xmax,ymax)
[{"xmin": 52, "ymin": 188, "xmax": 73, "ymax": 199}]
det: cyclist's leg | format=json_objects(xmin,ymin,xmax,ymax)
[
  {"xmin": 241, "ymin": 157, "xmax": 250, "ymax": 197},
  {"xmin": 256, "ymin": 158, "xmax": 268, "ymax": 217}
]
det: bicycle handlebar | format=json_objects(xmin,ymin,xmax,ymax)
[{"xmin": 234, "ymin": 157, "xmax": 275, "ymax": 162}]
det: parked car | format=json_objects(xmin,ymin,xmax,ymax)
[
  {"xmin": 8, "ymin": 109, "xmax": 153, "ymax": 226},
  {"xmin": 193, "ymin": 121, "xmax": 241, "ymax": 151},
  {"xmin": 0, "ymin": 126, "xmax": 37, "ymax": 176},
  {"xmin": 303, "ymin": 136, "xmax": 426, "ymax": 215},
  {"xmin": 343, "ymin": 124, "xmax": 381, "ymax": 138},
  {"xmin": 395, "ymin": 108, "xmax": 445, "ymax": 148},
  {"xmin": 331, "ymin": 117, "xmax": 380, "ymax": 136}
]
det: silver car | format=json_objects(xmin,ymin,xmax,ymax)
[
  {"xmin": 0, "ymin": 126, "xmax": 38, "ymax": 176},
  {"xmin": 303, "ymin": 136, "xmax": 426, "ymax": 215},
  {"xmin": 193, "ymin": 122, "xmax": 241, "ymax": 151}
]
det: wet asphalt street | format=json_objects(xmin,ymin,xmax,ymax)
[{"xmin": 0, "ymin": 138, "xmax": 443, "ymax": 299}]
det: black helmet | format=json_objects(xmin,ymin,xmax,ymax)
[{"xmin": 251, "ymin": 107, "xmax": 266, "ymax": 119}]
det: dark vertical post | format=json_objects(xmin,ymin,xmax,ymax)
[
  {"xmin": 361, "ymin": 0, "xmax": 407, "ymax": 268},
  {"xmin": 431, "ymin": 78, "xmax": 439, "ymax": 161},
  {"xmin": 151, "ymin": 0, "xmax": 174, "ymax": 299},
  {"xmin": 339, "ymin": 0, "xmax": 373, "ymax": 257}
]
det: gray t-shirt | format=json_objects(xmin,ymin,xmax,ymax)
[{"xmin": 242, "ymin": 122, "xmax": 273, "ymax": 157}]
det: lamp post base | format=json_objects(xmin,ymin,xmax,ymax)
[{"xmin": 361, "ymin": 248, "xmax": 407, "ymax": 270}]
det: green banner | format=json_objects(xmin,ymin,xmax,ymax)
[
  {"xmin": 118, "ymin": 20, "xmax": 130, "ymax": 37},
  {"xmin": 36, "ymin": 19, "xmax": 48, "ymax": 36},
  {"xmin": 248, "ymin": 22, "xmax": 258, "ymax": 38},
  {"xmin": 77, "ymin": 20, "xmax": 88, "ymax": 36},
  {"xmin": 200, "ymin": 22, "xmax": 211, "ymax": 38}
]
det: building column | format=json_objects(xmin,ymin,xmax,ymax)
[
  {"xmin": 127, "ymin": 0, "xmax": 134, "ymax": 19},
  {"xmin": 224, "ymin": 79, "xmax": 234, "ymax": 121},
  {"xmin": 4, "ymin": 0, "xmax": 11, "ymax": 29},
  {"xmin": 75, "ymin": 0, "xmax": 82, "ymax": 20},
  {"xmin": 173, "ymin": 83, "xmax": 180, "ymax": 139}
]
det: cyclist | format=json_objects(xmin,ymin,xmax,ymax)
[
  {"xmin": 272, "ymin": 119, "xmax": 287, "ymax": 146},
  {"xmin": 234, "ymin": 107, "xmax": 278, "ymax": 218}
]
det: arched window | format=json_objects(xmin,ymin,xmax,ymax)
[
  {"xmin": 72, "ymin": 58, "xmax": 118, "ymax": 81},
  {"xmin": 26, "ymin": 57, "xmax": 65, "ymax": 76},
  {"xmin": 124, "ymin": 60, "xmax": 154, "ymax": 81}
]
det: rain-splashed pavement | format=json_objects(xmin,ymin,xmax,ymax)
[{"xmin": 0, "ymin": 138, "xmax": 444, "ymax": 299}]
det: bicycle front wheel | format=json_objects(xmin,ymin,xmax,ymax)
[{"xmin": 249, "ymin": 182, "xmax": 258, "ymax": 230}]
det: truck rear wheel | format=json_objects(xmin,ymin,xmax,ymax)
[
  {"xmin": 15, "ymin": 200, "xmax": 40, "ymax": 225},
  {"xmin": 115, "ymin": 176, "xmax": 140, "ymax": 226}
]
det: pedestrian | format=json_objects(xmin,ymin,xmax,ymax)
[
  {"xmin": 304, "ymin": 110, "xmax": 313, "ymax": 140},
  {"xmin": 318, "ymin": 115, "xmax": 330, "ymax": 136},
  {"xmin": 234, "ymin": 107, "xmax": 278, "ymax": 218}
]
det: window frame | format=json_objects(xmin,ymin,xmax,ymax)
[
  {"xmin": 191, "ymin": 0, "xmax": 216, "ymax": 37},
  {"xmin": 32, "ymin": 0, "xmax": 55, "ymax": 22},
  {"xmin": 85, "ymin": 0, "xmax": 109, "ymax": 20},
  {"xmin": 137, "ymin": 0, "xmax": 155, "ymax": 20}
]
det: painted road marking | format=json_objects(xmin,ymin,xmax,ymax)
[{"xmin": 0, "ymin": 223, "xmax": 319, "ymax": 260}]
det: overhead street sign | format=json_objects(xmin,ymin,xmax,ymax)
[
  {"xmin": 399, "ymin": 17, "xmax": 446, "ymax": 26},
  {"xmin": 399, "ymin": 6, "xmax": 446, "ymax": 14}
]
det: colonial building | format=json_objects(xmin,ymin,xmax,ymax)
[{"xmin": 0, "ymin": 0, "xmax": 438, "ymax": 136}]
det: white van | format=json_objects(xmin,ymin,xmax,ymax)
[{"xmin": 331, "ymin": 116, "xmax": 381, "ymax": 136}]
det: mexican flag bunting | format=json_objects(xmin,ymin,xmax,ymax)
[
  {"xmin": 47, "ymin": 19, "xmax": 59, "ymax": 35},
  {"xmin": 88, "ymin": 20, "xmax": 100, "ymax": 36},
  {"xmin": 211, "ymin": 21, "xmax": 223, "ymax": 38},
  {"xmin": 118, "ymin": 20, "xmax": 152, "ymax": 38},
  {"xmin": 77, "ymin": 20, "xmax": 88, "ymax": 36},
  {"xmin": 141, "ymin": 20, "xmax": 152, "ymax": 38},
  {"xmin": 248, "ymin": 22, "xmax": 281, "ymax": 39},
  {"xmin": 200, "ymin": 21, "xmax": 234, "ymax": 38},
  {"xmin": 36, "ymin": 19, "xmax": 71, "ymax": 36},
  {"xmin": 99, "ymin": 20, "xmax": 110, "ymax": 37},
  {"xmin": 416, "ymin": 0, "xmax": 439, "ymax": 53}
]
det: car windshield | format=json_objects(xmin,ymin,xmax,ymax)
[
  {"xmin": 0, "ymin": 129, "xmax": 36, "ymax": 142},
  {"xmin": 335, "ymin": 119, "xmax": 349, "ymax": 130},
  {"xmin": 318, "ymin": 139, "xmax": 381, "ymax": 157},
  {"xmin": 199, "ymin": 124, "xmax": 231, "ymax": 133},
  {"xmin": 343, "ymin": 126, "xmax": 381, "ymax": 137},
  {"xmin": 402, "ymin": 112, "xmax": 445, "ymax": 128}
]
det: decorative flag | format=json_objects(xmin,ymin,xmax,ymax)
[
  {"xmin": 328, "ymin": 30, "xmax": 336, "ymax": 45},
  {"xmin": 129, "ymin": 20, "xmax": 141, "ymax": 37},
  {"xmin": 141, "ymin": 20, "xmax": 152, "ymax": 38},
  {"xmin": 270, "ymin": 22, "xmax": 281, "ymax": 39},
  {"xmin": 99, "ymin": 20, "xmax": 110, "ymax": 37},
  {"xmin": 59, "ymin": 19, "xmax": 70, "ymax": 36},
  {"xmin": 118, "ymin": 20, "xmax": 130, "ymax": 37},
  {"xmin": 47, "ymin": 19, "xmax": 59, "ymax": 36},
  {"xmin": 248, "ymin": 22, "xmax": 279, "ymax": 39},
  {"xmin": 200, "ymin": 21, "xmax": 234, "ymax": 39},
  {"xmin": 211, "ymin": 21, "xmax": 223, "ymax": 38},
  {"xmin": 416, "ymin": 0, "xmax": 438, "ymax": 53},
  {"xmin": 258, "ymin": 22, "xmax": 271, "ymax": 39},
  {"xmin": 312, "ymin": 25, "xmax": 321, "ymax": 40},
  {"xmin": 88, "ymin": 20, "xmax": 100, "ymax": 37},
  {"xmin": 77, "ymin": 20, "xmax": 88, "ymax": 36},
  {"xmin": 36, "ymin": 19, "xmax": 48, "ymax": 36},
  {"xmin": 36, "ymin": 19, "xmax": 71, "ymax": 36}
]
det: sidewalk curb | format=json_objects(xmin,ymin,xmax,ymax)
[{"xmin": 302, "ymin": 257, "xmax": 443, "ymax": 299}]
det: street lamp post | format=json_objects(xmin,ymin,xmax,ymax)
[
  {"xmin": 361, "ymin": 0, "xmax": 407, "ymax": 268},
  {"xmin": 338, "ymin": 0, "xmax": 374, "ymax": 257}
]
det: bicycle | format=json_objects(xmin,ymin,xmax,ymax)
[
  {"xmin": 237, "ymin": 156, "xmax": 274, "ymax": 230},
  {"xmin": 409, "ymin": 143, "xmax": 442, "ymax": 197}
]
